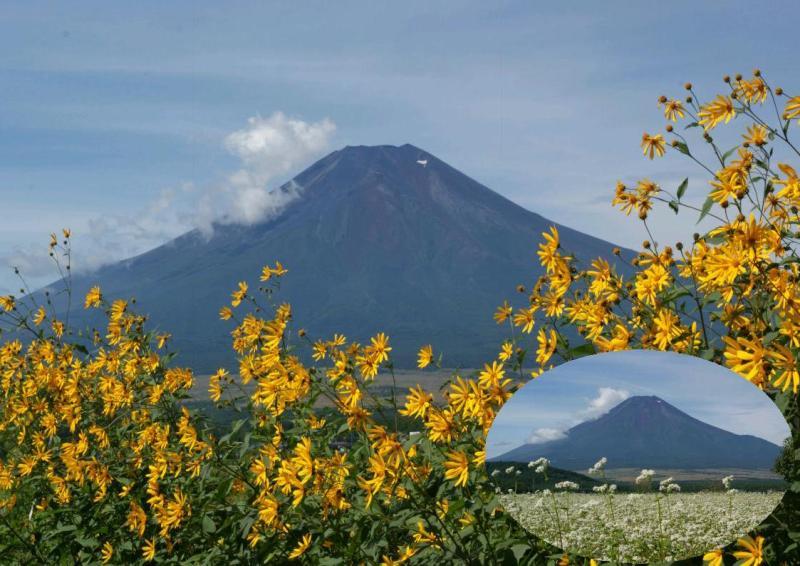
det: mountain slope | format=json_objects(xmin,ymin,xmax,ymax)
[
  {"xmin": 491, "ymin": 396, "xmax": 782, "ymax": 470},
  {"xmin": 42, "ymin": 144, "xmax": 633, "ymax": 370}
]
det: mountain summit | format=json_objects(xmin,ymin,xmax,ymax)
[
  {"xmin": 491, "ymin": 395, "xmax": 782, "ymax": 469},
  {"xmin": 47, "ymin": 144, "xmax": 631, "ymax": 370}
]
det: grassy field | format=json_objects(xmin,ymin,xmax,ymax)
[{"xmin": 500, "ymin": 490, "xmax": 785, "ymax": 563}]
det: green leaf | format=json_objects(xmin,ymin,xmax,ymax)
[
  {"xmin": 697, "ymin": 196, "xmax": 714, "ymax": 224},
  {"xmin": 685, "ymin": 121, "xmax": 699, "ymax": 129},
  {"xmin": 202, "ymin": 515, "xmax": 217, "ymax": 534},
  {"xmin": 510, "ymin": 544, "xmax": 532, "ymax": 560},
  {"xmin": 569, "ymin": 343, "xmax": 596, "ymax": 359},
  {"xmin": 721, "ymin": 145, "xmax": 738, "ymax": 164},
  {"xmin": 673, "ymin": 141, "xmax": 691, "ymax": 155},
  {"xmin": 668, "ymin": 200, "xmax": 679, "ymax": 214},
  {"xmin": 676, "ymin": 178, "xmax": 688, "ymax": 200}
]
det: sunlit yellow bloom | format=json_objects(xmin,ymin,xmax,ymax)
[
  {"xmin": 142, "ymin": 538, "xmax": 157, "ymax": 561},
  {"xmin": 537, "ymin": 227, "xmax": 560, "ymax": 271},
  {"xmin": 661, "ymin": 98, "xmax": 685, "ymax": 121},
  {"xmin": 288, "ymin": 533, "xmax": 312, "ymax": 559},
  {"xmin": 736, "ymin": 77, "xmax": 767, "ymax": 104},
  {"xmin": 784, "ymin": 96, "xmax": 800, "ymax": 123},
  {"xmin": 231, "ymin": 281, "xmax": 248, "ymax": 307},
  {"xmin": 443, "ymin": 450, "xmax": 469, "ymax": 487},
  {"xmin": 512, "ymin": 307, "xmax": 535, "ymax": 334},
  {"xmin": 0, "ymin": 295, "xmax": 15, "ymax": 311},
  {"xmin": 743, "ymin": 124, "xmax": 768, "ymax": 146},
  {"xmin": 769, "ymin": 343, "xmax": 800, "ymax": 393},
  {"xmin": 641, "ymin": 132, "xmax": 666, "ymax": 159},
  {"xmin": 493, "ymin": 300, "xmax": 512, "ymax": 324},
  {"xmin": 702, "ymin": 548, "xmax": 723, "ymax": 566},
  {"xmin": 498, "ymin": 341, "xmax": 514, "ymax": 362},
  {"xmin": 723, "ymin": 335, "xmax": 767, "ymax": 387},
  {"xmin": 698, "ymin": 95, "xmax": 735, "ymax": 130},
  {"xmin": 84, "ymin": 286, "xmax": 102, "ymax": 309},
  {"xmin": 417, "ymin": 344, "xmax": 434, "ymax": 368},
  {"xmin": 732, "ymin": 535, "xmax": 764, "ymax": 566},
  {"xmin": 100, "ymin": 541, "xmax": 113, "ymax": 564},
  {"xmin": 536, "ymin": 328, "xmax": 557, "ymax": 365},
  {"xmin": 219, "ymin": 306, "xmax": 233, "ymax": 320},
  {"xmin": 399, "ymin": 385, "xmax": 433, "ymax": 419}
]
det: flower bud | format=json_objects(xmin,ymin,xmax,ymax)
[
  {"xmin": 517, "ymin": 284, "xmax": 525, "ymax": 293},
  {"xmin": 735, "ymin": 73, "xmax": 742, "ymax": 81},
  {"xmin": 776, "ymin": 87, "xmax": 783, "ymax": 96},
  {"xmin": 723, "ymin": 75, "xmax": 730, "ymax": 83},
  {"xmin": 612, "ymin": 247, "xmax": 621, "ymax": 255},
  {"xmin": 686, "ymin": 96, "xmax": 693, "ymax": 103},
  {"xmin": 658, "ymin": 95, "xmax": 667, "ymax": 104},
  {"xmin": 753, "ymin": 69, "xmax": 761, "ymax": 77},
  {"xmin": 693, "ymin": 232, "xmax": 700, "ymax": 241},
  {"xmin": 675, "ymin": 241, "xmax": 683, "ymax": 251},
  {"xmin": 665, "ymin": 124, "xmax": 673, "ymax": 132},
  {"xmin": 642, "ymin": 240, "xmax": 651, "ymax": 249},
  {"xmin": 684, "ymin": 82, "xmax": 692, "ymax": 90},
  {"xmin": 721, "ymin": 201, "xmax": 729, "ymax": 209}
]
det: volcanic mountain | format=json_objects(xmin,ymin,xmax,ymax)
[
  {"xmin": 491, "ymin": 395, "xmax": 782, "ymax": 470},
  {"xmin": 42, "ymin": 144, "xmax": 632, "ymax": 370}
]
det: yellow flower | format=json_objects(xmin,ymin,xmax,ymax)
[
  {"xmin": 399, "ymin": 385, "xmax": 433, "ymax": 419},
  {"xmin": 661, "ymin": 98, "xmax": 685, "ymax": 121},
  {"xmin": 231, "ymin": 281, "xmax": 248, "ymax": 307},
  {"xmin": 769, "ymin": 343, "xmax": 800, "ymax": 393},
  {"xmin": 702, "ymin": 548, "xmax": 723, "ymax": 566},
  {"xmin": 641, "ymin": 132, "xmax": 666, "ymax": 159},
  {"xmin": 698, "ymin": 95, "xmax": 736, "ymax": 130},
  {"xmin": 537, "ymin": 227, "xmax": 560, "ymax": 271},
  {"xmin": 219, "ymin": 306, "xmax": 233, "ymax": 320},
  {"xmin": 494, "ymin": 300, "xmax": 512, "ymax": 324},
  {"xmin": 32, "ymin": 306, "xmax": 46, "ymax": 326},
  {"xmin": 84, "ymin": 286, "xmax": 102, "ymax": 309},
  {"xmin": 288, "ymin": 533, "xmax": 312, "ymax": 559},
  {"xmin": 443, "ymin": 450, "xmax": 470, "ymax": 487},
  {"xmin": 536, "ymin": 328, "xmax": 558, "ymax": 365},
  {"xmin": 208, "ymin": 368, "xmax": 227, "ymax": 402},
  {"xmin": 142, "ymin": 538, "xmax": 157, "ymax": 561},
  {"xmin": 156, "ymin": 333, "xmax": 171, "ymax": 349},
  {"xmin": 732, "ymin": 535, "xmax": 764, "ymax": 566},
  {"xmin": 512, "ymin": 307, "xmax": 535, "ymax": 334},
  {"xmin": 417, "ymin": 344, "xmax": 434, "ymax": 369},
  {"xmin": 100, "ymin": 541, "xmax": 113, "ymax": 564},
  {"xmin": 0, "ymin": 295, "xmax": 15, "ymax": 311},
  {"xmin": 724, "ymin": 335, "xmax": 767, "ymax": 387},
  {"xmin": 743, "ymin": 124, "xmax": 768, "ymax": 146},
  {"xmin": 784, "ymin": 96, "xmax": 800, "ymax": 123}
]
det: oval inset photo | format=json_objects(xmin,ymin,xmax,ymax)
[{"xmin": 485, "ymin": 350, "xmax": 790, "ymax": 564}]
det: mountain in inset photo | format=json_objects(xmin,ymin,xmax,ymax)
[{"xmin": 491, "ymin": 395, "xmax": 783, "ymax": 470}]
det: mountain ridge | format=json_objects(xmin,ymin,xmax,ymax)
[
  {"xmin": 490, "ymin": 395, "xmax": 782, "ymax": 470},
  {"xmin": 38, "ymin": 143, "xmax": 635, "ymax": 370}
]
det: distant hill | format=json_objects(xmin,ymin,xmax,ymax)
[
  {"xmin": 38, "ymin": 143, "xmax": 633, "ymax": 370},
  {"xmin": 491, "ymin": 395, "xmax": 782, "ymax": 470}
]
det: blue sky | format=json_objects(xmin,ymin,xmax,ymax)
[
  {"xmin": 485, "ymin": 350, "xmax": 792, "ymax": 458},
  {"xmin": 2, "ymin": 1, "xmax": 799, "ymax": 293}
]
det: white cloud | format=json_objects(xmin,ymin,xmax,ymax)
[
  {"xmin": 527, "ymin": 427, "xmax": 567, "ymax": 444},
  {"xmin": 1, "ymin": 112, "xmax": 336, "ymax": 283},
  {"xmin": 524, "ymin": 387, "xmax": 631, "ymax": 445},
  {"xmin": 580, "ymin": 387, "xmax": 631, "ymax": 420},
  {"xmin": 194, "ymin": 113, "xmax": 335, "ymax": 233}
]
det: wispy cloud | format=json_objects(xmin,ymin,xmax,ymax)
[
  {"xmin": 526, "ymin": 387, "xmax": 630, "ymax": 444},
  {"xmin": 2, "ymin": 112, "xmax": 336, "ymax": 281}
]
